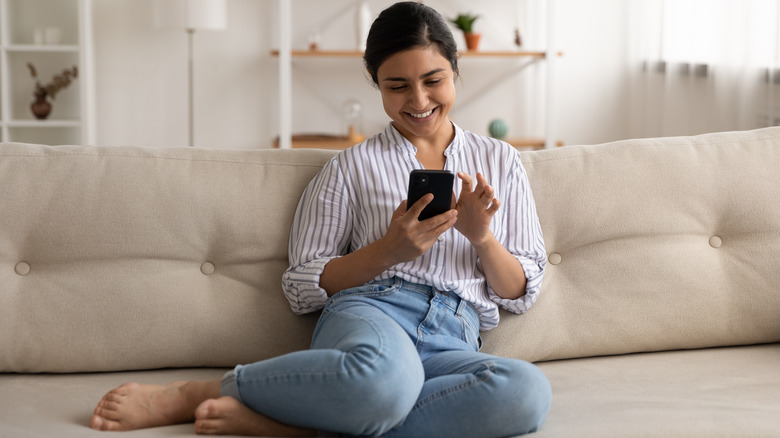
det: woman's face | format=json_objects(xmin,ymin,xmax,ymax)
[{"xmin": 376, "ymin": 46, "xmax": 456, "ymax": 146}]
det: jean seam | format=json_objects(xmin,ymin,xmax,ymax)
[
  {"xmin": 326, "ymin": 282, "xmax": 402, "ymax": 305},
  {"xmin": 250, "ymin": 310, "xmax": 387, "ymax": 386},
  {"xmin": 411, "ymin": 361, "xmax": 497, "ymax": 411}
]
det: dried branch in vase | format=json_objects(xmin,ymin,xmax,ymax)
[{"xmin": 27, "ymin": 62, "xmax": 79, "ymax": 99}]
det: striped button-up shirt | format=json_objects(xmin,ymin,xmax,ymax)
[{"xmin": 283, "ymin": 122, "xmax": 546, "ymax": 330}]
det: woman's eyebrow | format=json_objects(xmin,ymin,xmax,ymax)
[
  {"xmin": 420, "ymin": 68, "xmax": 445, "ymax": 78},
  {"xmin": 382, "ymin": 68, "xmax": 446, "ymax": 82}
]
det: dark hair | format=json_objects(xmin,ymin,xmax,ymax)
[{"xmin": 363, "ymin": 2, "xmax": 459, "ymax": 85}]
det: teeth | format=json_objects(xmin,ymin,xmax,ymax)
[{"xmin": 410, "ymin": 109, "xmax": 433, "ymax": 118}]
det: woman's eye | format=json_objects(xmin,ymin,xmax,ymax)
[
  {"xmin": 426, "ymin": 80, "xmax": 441, "ymax": 86},
  {"xmin": 389, "ymin": 85, "xmax": 407, "ymax": 91}
]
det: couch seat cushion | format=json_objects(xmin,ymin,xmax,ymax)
[
  {"xmin": 534, "ymin": 343, "xmax": 780, "ymax": 437},
  {"xmin": 2, "ymin": 344, "xmax": 778, "ymax": 437}
]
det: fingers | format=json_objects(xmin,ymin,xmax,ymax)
[
  {"xmin": 393, "ymin": 199, "xmax": 408, "ymax": 219},
  {"xmin": 458, "ymin": 171, "xmax": 474, "ymax": 190},
  {"xmin": 459, "ymin": 172, "xmax": 489, "ymax": 194},
  {"xmin": 488, "ymin": 197, "xmax": 500, "ymax": 215},
  {"xmin": 458, "ymin": 172, "xmax": 497, "ymax": 208},
  {"xmin": 474, "ymin": 173, "xmax": 493, "ymax": 201},
  {"xmin": 406, "ymin": 193, "xmax": 433, "ymax": 217},
  {"xmin": 400, "ymin": 195, "xmax": 456, "ymax": 232}
]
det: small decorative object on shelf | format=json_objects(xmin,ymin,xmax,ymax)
[
  {"xmin": 26, "ymin": 62, "xmax": 79, "ymax": 120},
  {"xmin": 343, "ymin": 98, "xmax": 364, "ymax": 143},
  {"xmin": 488, "ymin": 119, "xmax": 508, "ymax": 140},
  {"xmin": 308, "ymin": 29, "xmax": 321, "ymax": 51},
  {"xmin": 514, "ymin": 28, "xmax": 523, "ymax": 48},
  {"xmin": 449, "ymin": 12, "xmax": 481, "ymax": 51},
  {"xmin": 355, "ymin": 0, "xmax": 371, "ymax": 51}
]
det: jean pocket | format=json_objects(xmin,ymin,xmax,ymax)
[{"xmin": 456, "ymin": 301, "xmax": 482, "ymax": 351}]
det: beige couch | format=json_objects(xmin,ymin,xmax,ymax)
[{"xmin": 1, "ymin": 127, "xmax": 779, "ymax": 437}]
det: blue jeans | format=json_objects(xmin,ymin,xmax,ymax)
[{"xmin": 221, "ymin": 277, "xmax": 551, "ymax": 437}]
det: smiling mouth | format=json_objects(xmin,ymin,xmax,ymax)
[{"xmin": 408, "ymin": 108, "xmax": 435, "ymax": 119}]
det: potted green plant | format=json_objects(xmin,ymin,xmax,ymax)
[{"xmin": 450, "ymin": 12, "xmax": 481, "ymax": 51}]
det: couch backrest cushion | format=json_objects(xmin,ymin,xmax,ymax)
[
  {"xmin": 0, "ymin": 144, "xmax": 336, "ymax": 372},
  {"xmin": 3, "ymin": 127, "xmax": 780, "ymax": 372},
  {"xmin": 481, "ymin": 127, "xmax": 780, "ymax": 362}
]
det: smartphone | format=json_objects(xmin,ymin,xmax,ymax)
[{"xmin": 407, "ymin": 170, "xmax": 454, "ymax": 220}]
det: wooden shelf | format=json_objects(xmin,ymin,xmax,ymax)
[
  {"xmin": 6, "ymin": 119, "xmax": 81, "ymax": 128},
  {"xmin": 4, "ymin": 44, "xmax": 80, "ymax": 53},
  {"xmin": 272, "ymin": 133, "xmax": 365, "ymax": 150},
  {"xmin": 272, "ymin": 135, "xmax": 561, "ymax": 151},
  {"xmin": 271, "ymin": 50, "xmax": 557, "ymax": 58},
  {"xmin": 507, "ymin": 138, "xmax": 564, "ymax": 150}
]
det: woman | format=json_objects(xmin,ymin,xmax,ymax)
[{"xmin": 90, "ymin": 2, "xmax": 551, "ymax": 436}]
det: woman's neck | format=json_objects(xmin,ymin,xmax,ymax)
[
  {"xmin": 400, "ymin": 121, "xmax": 455, "ymax": 170},
  {"xmin": 417, "ymin": 146, "xmax": 447, "ymax": 170}
]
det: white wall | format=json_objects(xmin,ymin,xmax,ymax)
[
  {"xmin": 553, "ymin": 0, "xmax": 631, "ymax": 145},
  {"xmin": 93, "ymin": 0, "xmax": 272, "ymax": 148},
  {"xmin": 91, "ymin": 0, "xmax": 632, "ymax": 149}
]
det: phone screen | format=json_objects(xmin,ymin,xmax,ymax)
[{"xmin": 407, "ymin": 170, "xmax": 454, "ymax": 220}]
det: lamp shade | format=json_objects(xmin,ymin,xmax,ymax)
[{"xmin": 154, "ymin": 0, "xmax": 227, "ymax": 31}]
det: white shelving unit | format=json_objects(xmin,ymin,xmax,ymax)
[
  {"xmin": 0, "ymin": 0, "xmax": 95, "ymax": 145},
  {"xmin": 273, "ymin": 0, "xmax": 559, "ymax": 150}
]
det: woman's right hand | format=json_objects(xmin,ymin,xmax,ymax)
[
  {"xmin": 379, "ymin": 195, "xmax": 458, "ymax": 265},
  {"xmin": 319, "ymin": 196, "xmax": 456, "ymax": 296}
]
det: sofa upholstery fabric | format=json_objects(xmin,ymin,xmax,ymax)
[{"xmin": 1, "ymin": 127, "xmax": 779, "ymax": 437}]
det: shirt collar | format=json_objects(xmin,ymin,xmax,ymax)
[{"xmin": 383, "ymin": 122, "xmax": 465, "ymax": 158}]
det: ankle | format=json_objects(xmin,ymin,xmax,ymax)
[{"xmin": 180, "ymin": 380, "xmax": 222, "ymax": 409}]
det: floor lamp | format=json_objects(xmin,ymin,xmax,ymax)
[{"xmin": 154, "ymin": 0, "xmax": 227, "ymax": 147}]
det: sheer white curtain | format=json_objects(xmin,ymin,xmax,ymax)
[{"xmin": 628, "ymin": 0, "xmax": 780, "ymax": 138}]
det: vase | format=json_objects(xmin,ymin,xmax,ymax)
[
  {"xmin": 489, "ymin": 119, "xmax": 508, "ymax": 139},
  {"xmin": 464, "ymin": 32, "xmax": 482, "ymax": 51},
  {"xmin": 31, "ymin": 94, "xmax": 52, "ymax": 120}
]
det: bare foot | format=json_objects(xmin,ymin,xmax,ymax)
[
  {"xmin": 194, "ymin": 396, "xmax": 315, "ymax": 436},
  {"xmin": 90, "ymin": 380, "xmax": 220, "ymax": 431}
]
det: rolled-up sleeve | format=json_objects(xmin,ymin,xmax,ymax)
[
  {"xmin": 282, "ymin": 158, "xmax": 352, "ymax": 315},
  {"xmin": 487, "ymin": 154, "xmax": 546, "ymax": 314}
]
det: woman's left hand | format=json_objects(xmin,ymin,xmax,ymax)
[{"xmin": 454, "ymin": 172, "xmax": 499, "ymax": 247}]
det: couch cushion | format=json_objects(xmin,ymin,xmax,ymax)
[
  {"xmin": 534, "ymin": 344, "xmax": 780, "ymax": 437},
  {"xmin": 1, "ymin": 345, "xmax": 777, "ymax": 437},
  {"xmin": 482, "ymin": 127, "xmax": 780, "ymax": 362},
  {"xmin": 0, "ymin": 144, "xmax": 335, "ymax": 372}
]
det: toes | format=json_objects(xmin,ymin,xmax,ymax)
[
  {"xmin": 194, "ymin": 400, "xmax": 222, "ymax": 435},
  {"xmin": 90, "ymin": 414, "xmax": 122, "ymax": 431},
  {"xmin": 194, "ymin": 418, "xmax": 219, "ymax": 435},
  {"xmin": 89, "ymin": 415, "xmax": 103, "ymax": 430},
  {"xmin": 195, "ymin": 399, "xmax": 215, "ymax": 420}
]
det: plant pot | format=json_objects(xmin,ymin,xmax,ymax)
[
  {"xmin": 464, "ymin": 32, "xmax": 482, "ymax": 51},
  {"xmin": 31, "ymin": 94, "xmax": 52, "ymax": 120}
]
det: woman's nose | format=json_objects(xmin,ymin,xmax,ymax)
[{"xmin": 409, "ymin": 86, "xmax": 429, "ymax": 109}]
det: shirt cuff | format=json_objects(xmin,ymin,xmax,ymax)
[{"xmin": 282, "ymin": 256, "xmax": 338, "ymax": 315}]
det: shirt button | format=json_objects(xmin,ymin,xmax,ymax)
[{"xmin": 437, "ymin": 235, "xmax": 445, "ymax": 242}]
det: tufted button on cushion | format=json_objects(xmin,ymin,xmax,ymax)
[
  {"xmin": 548, "ymin": 253, "xmax": 562, "ymax": 265},
  {"xmin": 14, "ymin": 262, "xmax": 31, "ymax": 276},
  {"xmin": 200, "ymin": 262, "xmax": 216, "ymax": 275},
  {"xmin": 709, "ymin": 235, "xmax": 723, "ymax": 248}
]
